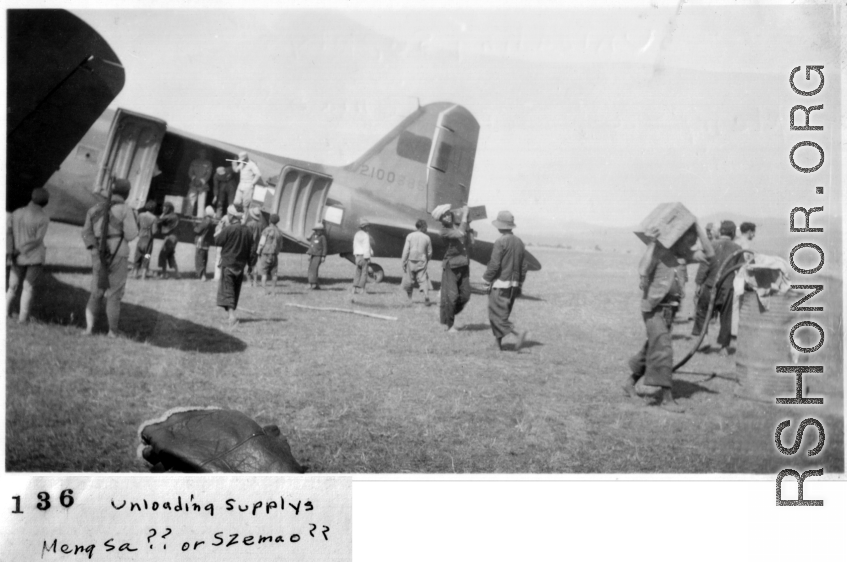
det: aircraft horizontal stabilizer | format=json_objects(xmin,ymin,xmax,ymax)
[{"xmin": 469, "ymin": 239, "xmax": 542, "ymax": 272}]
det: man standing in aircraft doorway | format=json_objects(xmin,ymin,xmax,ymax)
[
  {"xmin": 433, "ymin": 204, "xmax": 472, "ymax": 333},
  {"xmin": 185, "ymin": 148, "xmax": 213, "ymax": 217},
  {"xmin": 232, "ymin": 151, "xmax": 262, "ymax": 208}
]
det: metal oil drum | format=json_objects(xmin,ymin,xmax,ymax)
[{"xmin": 735, "ymin": 290, "xmax": 799, "ymax": 400}]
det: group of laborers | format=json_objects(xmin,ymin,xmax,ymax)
[
  {"xmin": 7, "ymin": 148, "xmax": 526, "ymax": 347},
  {"xmin": 623, "ymin": 217, "xmax": 757, "ymax": 413},
  {"xmin": 343, "ymin": 204, "xmax": 530, "ymax": 351}
]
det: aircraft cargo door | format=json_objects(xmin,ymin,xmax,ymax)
[
  {"xmin": 94, "ymin": 108, "xmax": 167, "ymax": 209},
  {"xmin": 270, "ymin": 166, "xmax": 332, "ymax": 242}
]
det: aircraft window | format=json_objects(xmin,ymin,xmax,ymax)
[
  {"xmin": 76, "ymin": 145, "xmax": 99, "ymax": 162},
  {"xmin": 397, "ymin": 131, "xmax": 432, "ymax": 164}
]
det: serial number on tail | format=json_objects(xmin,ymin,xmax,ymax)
[{"xmin": 359, "ymin": 165, "xmax": 424, "ymax": 190}]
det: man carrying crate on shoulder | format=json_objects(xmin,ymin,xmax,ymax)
[{"xmin": 623, "ymin": 203, "xmax": 714, "ymax": 413}]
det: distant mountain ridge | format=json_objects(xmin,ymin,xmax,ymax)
[{"xmin": 504, "ymin": 212, "xmax": 841, "ymax": 262}]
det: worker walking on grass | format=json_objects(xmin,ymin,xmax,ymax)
[
  {"xmin": 401, "ymin": 219, "xmax": 432, "ymax": 305},
  {"xmin": 193, "ymin": 205, "xmax": 216, "ymax": 281},
  {"xmin": 306, "ymin": 222, "xmax": 327, "ymax": 290},
  {"xmin": 482, "ymin": 211, "xmax": 529, "ymax": 351},
  {"xmin": 351, "ymin": 218, "xmax": 374, "ymax": 298},
  {"xmin": 214, "ymin": 205, "xmax": 254, "ymax": 327},
  {"xmin": 6, "ymin": 188, "xmax": 51, "ymax": 323},
  {"xmin": 257, "ymin": 213, "xmax": 284, "ymax": 290},
  {"xmin": 243, "ymin": 205, "xmax": 266, "ymax": 287},
  {"xmin": 622, "ymin": 221, "xmax": 713, "ymax": 413},
  {"xmin": 157, "ymin": 202, "xmax": 180, "ymax": 279},
  {"xmin": 433, "ymin": 204, "xmax": 472, "ymax": 333},
  {"xmin": 131, "ymin": 201, "xmax": 158, "ymax": 280},
  {"xmin": 81, "ymin": 179, "xmax": 139, "ymax": 337},
  {"xmin": 692, "ymin": 220, "xmax": 743, "ymax": 356}
]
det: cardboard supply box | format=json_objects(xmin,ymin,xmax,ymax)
[
  {"xmin": 634, "ymin": 202, "xmax": 696, "ymax": 248},
  {"xmin": 455, "ymin": 205, "xmax": 487, "ymax": 222}
]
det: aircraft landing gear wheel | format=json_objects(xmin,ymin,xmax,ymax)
[{"xmin": 368, "ymin": 263, "xmax": 384, "ymax": 284}]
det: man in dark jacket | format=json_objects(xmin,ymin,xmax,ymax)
[
  {"xmin": 482, "ymin": 211, "xmax": 529, "ymax": 351},
  {"xmin": 692, "ymin": 220, "xmax": 743, "ymax": 355},
  {"xmin": 212, "ymin": 166, "xmax": 238, "ymax": 218},
  {"xmin": 433, "ymin": 204, "xmax": 472, "ymax": 332},
  {"xmin": 214, "ymin": 205, "xmax": 253, "ymax": 326}
]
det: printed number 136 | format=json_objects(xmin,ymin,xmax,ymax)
[{"xmin": 11, "ymin": 489, "xmax": 75, "ymax": 513}]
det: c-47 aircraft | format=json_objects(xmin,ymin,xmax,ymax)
[{"xmin": 41, "ymin": 100, "xmax": 541, "ymax": 281}]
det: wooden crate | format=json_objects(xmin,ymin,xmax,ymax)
[
  {"xmin": 634, "ymin": 202, "xmax": 696, "ymax": 248},
  {"xmin": 450, "ymin": 205, "xmax": 487, "ymax": 222}
]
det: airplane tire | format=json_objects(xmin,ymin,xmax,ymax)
[{"xmin": 368, "ymin": 263, "xmax": 384, "ymax": 284}]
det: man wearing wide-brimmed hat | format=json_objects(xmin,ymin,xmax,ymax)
[
  {"xmin": 351, "ymin": 218, "xmax": 374, "ymax": 296},
  {"xmin": 433, "ymin": 204, "xmax": 472, "ymax": 332},
  {"xmin": 482, "ymin": 211, "xmax": 529, "ymax": 351},
  {"xmin": 214, "ymin": 204, "xmax": 253, "ymax": 326},
  {"xmin": 81, "ymin": 179, "xmax": 139, "ymax": 336},
  {"xmin": 306, "ymin": 222, "xmax": 328, "ymax": 289}
]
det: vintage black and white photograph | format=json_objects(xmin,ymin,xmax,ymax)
[{"xmin": 5, "ymin": 4, "xmax": 843, "ymax": 475}]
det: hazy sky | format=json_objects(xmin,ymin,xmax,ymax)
[{"xmin": 70, "ymin": 4, "xmax": 841, "ymax": 231}]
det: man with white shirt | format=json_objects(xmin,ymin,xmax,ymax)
[
  {"xmin": 232, "ymin": 151, "xmax": 262, "ymax": 208},
  {"xmin": 731, "ymin": 222, "xmax": 756, "ymax": 336},
  {"xmin": 351, "ymin": 219, "xmax": 374, "ymax": 296}
]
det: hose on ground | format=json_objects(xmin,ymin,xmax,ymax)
[{"xmin": 672, "ymin": 248, "xmax": 756, "ymax": 372}]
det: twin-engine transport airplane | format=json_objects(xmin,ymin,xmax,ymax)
[{"xmin": 43, "ymin": 102, "xmax": 542, "ymax": 280}]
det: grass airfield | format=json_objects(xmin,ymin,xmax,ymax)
[{"xmin": 6, "ymin": 223, "xmax": 843, "ymax": 473}]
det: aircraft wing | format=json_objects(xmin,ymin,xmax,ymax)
[
  {"xmin": 468, "ymin": 239, "xmax": 542, "ymax": 272},
  {"xmin": 367, "ymin": 219, "xmax": 541, "ymax": 271},
  {"xmin": 7, "ymin": 10, "xmax": 125, "ymax": 211}
]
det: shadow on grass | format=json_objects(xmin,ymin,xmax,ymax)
[
  {"xmin": 44, "ymin": 264, "xmax": 92, "ymax": 275},
  {"xmin": 30, "ymin": 273, "xmax": 247, "ymax": 353},
  {"xmin": 696, "ymin": 345, "xmax": 735, "ymax": 356},
  {"xmin": 279, "ymin": 275, "xmax": 353, "ymax": 287},
  {"xmin": 460, "ymin": 323, "xmax": 490, "ymax": 332},
  {"xmin": 672, "ymin": 379, "xmax": 720, "ymax": 399},
  {"xmin": 504, "ymin": 339, "xmax": 543, "ymax": 351},
  {"xmin": 517, "ymin": 293, "xmax": 545, "ymax": 302}
]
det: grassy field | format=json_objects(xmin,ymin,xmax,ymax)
[{"xmin": 6, "ymin": 222, "xmax": 844, "ymax": 473}]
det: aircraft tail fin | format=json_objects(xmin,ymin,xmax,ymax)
[{"xmin": 346, "ymin": 102, "xmax": 479, "ymax": 214}]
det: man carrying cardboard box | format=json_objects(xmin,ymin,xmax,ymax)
[{"xmin": 624, "ymin": 208, "xmax": 714, "ymax": 413}]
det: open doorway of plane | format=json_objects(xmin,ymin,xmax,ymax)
[
  {"xmin": 268, "ymin": 165, "xmax": 332, "ymax": 243},
  {"xmin": 95, "ymin": 108, "xmax": 237, "ymax": 217},
  {"xmin": 94, "ymin": 109, "xmax": 165, "ymax": 209},
  {"xmin": 148, "ymin": 133, "xmax": 236, "ymax": 217}
]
